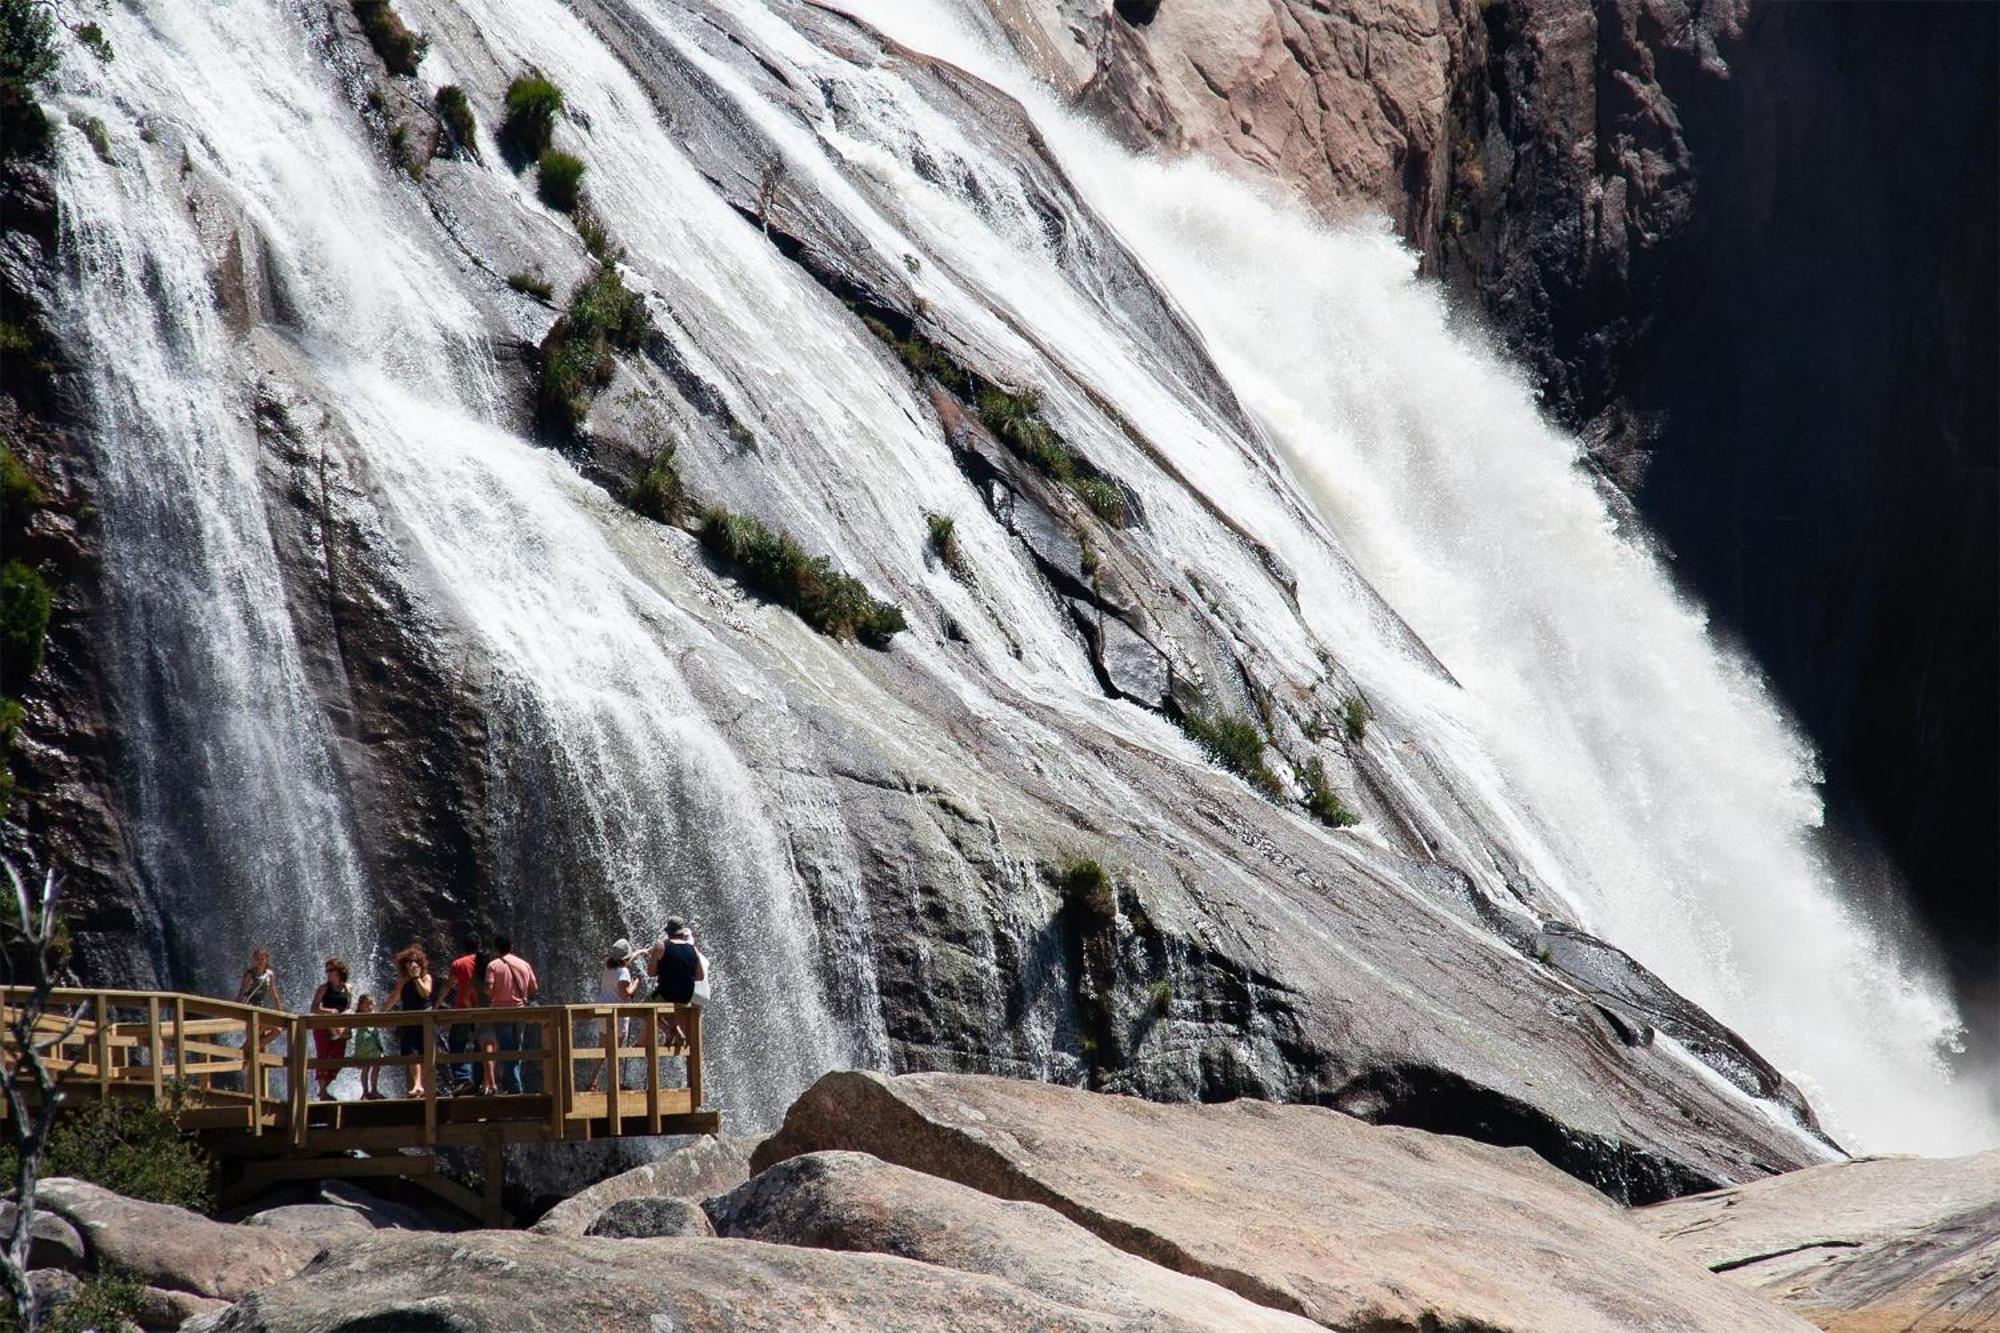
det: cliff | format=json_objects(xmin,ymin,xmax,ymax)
[
  {"xmin": 0, "ymin": 0, "xmax": 1979, "ymax": 1217},
  {"xmin": 983, "ymin": 0, "xmax": 1999, "ymax": 1066}
]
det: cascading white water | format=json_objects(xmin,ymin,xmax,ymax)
[
  {"xmin": 48, "ymin": 0, "xmax": 855, "ymax": 1121},
  {"xmin": 835, "ymin": 0, "xmax": 1997, "ymax": 1155},
  {"xmin": 37, "ymin": 0, "xmax": 1991, "ymax": 1155}
]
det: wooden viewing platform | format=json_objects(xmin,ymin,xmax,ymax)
[{"xmin": 1, "ymin": 986, "xmax": 719, "ymax": 1224}]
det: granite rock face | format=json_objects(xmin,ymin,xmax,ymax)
[
  {"xmin": 752, "ymin": 1071, "xmax": 1813, "ymax": 1332},
  {"xmin": 189, "ymin": 1231, "xmax": 1147, "ymax": 1332},
  {"xmin": 34, "ymin": 1178, "xmax": 321, "ymax": 1303},
  {"xmin": 1640, "ymin": 1148, "xmax": 2000, "ymax": 1332},
  {"xmin": 529, "ymin": 1134, "xmax": 758, "ymax": 1236},
  {"xmin": 706, "ymin": 1149, "xmax": 1318, "ymax": 1331}
]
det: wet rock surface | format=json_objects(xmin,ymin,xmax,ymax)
[
  {"xmin": 1640, "ymin": 1148, "xmax": 2000, "ymax": 1332},
  {"xmin": 753, "ymin": 1071, "xmax": 1813, "ymax": 1331}
]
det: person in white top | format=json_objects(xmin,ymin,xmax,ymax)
[{"xmin": 583, "ymin": 939, "xmax": 643, "ymax": 1092}]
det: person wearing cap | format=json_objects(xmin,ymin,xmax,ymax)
[
  {"xmin": 642, "ymin": 917, "xmax": 708, "ymax": 1056},
  {"xmin": 582, "ymin": 939, "xmax": 644, "ymax": 1092}
]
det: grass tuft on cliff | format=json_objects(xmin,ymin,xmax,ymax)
[
  {"xmin": 1056, "ymin": 858, "xmax": 1116, "ymax": 925},
  {"xmin": 1180, "ymin": 707, "xmax": 1280, "ymax": 795},
  {"xmin": 628, "ymin": 445, "xmax": 685, "ymax": 524},
  {"xmin": 434, "ymin": 84, "xmax": 476, "ymax": 157},
  {"xmin": 699, "ymin": 507, "xmax": 905, "ymax": 646},
  {"xmin": 1343, "ymin": 695, "xmax": 1373, "ymax": 743},
  {"xmin": 536, "ymin": 149, "xmax": 586, "ymax": 214},
  {"xmin": 1302, "ymin": 757, "xmax": 1359, "ymax": 828},
  {"xmin": 500, "ymin": 72, "xmax": 563, "ymax": 166},
  {"xmin": 350, "ymin": 0, "xmax": 427, "ymax": 77},
  {"xmin": 538, "ymin": 262, "xmax": 651, "ymax": 432}
]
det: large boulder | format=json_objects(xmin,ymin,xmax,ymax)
[
  {"xmin": 530, "ymin": 1134, "xmax": 758, "ymax": 1236},
  {"xmin": 754, "ymin": 1072, "xmax": 1813, "ymax": 1332},
  {"xmin": 584, "ymin": 1196, "xmax": 715, "ymax": 1239},
  {"xmin": 709, "ymin": 1150, "xmax": 1316, "ymax": 1330},
  {"xmin": 0, "ymin": 1201, "xmax": 86, "ymax": 1271},
  {"xmin": 238, "ymin": 1205, "xmax": 379, "ymax": 1244},
  {"xmin": 189, "ymin": 1231, "xmax": 1146, "ymax": 1331},
  {"xmin": 35, "ymin": 1178, "xmax": 321, "ymax": 1302},
  {"xmin": 1639, "ymin": 1148, "xmax": 2000, "ymax": 1332}
]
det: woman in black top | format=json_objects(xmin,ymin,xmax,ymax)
[
  {"xmin": 389, "ymin": 944, "xmax": 436, "ymax": 1098},
  {"xmin": 646, "ymin": 918, "xmax": 707, "ymax": 1048},
  {"xmin": 308, "ymin": 959, "xmax": 353, "ymax": 1100}
]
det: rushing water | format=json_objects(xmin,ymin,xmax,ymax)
[
  {"xmin": 839, "ymin": 0, "xmax": 1995, "ymax": 1155},
  {"xmin": 38, "ymin": 0, "xmax": 1993, "ymax": 1150}
]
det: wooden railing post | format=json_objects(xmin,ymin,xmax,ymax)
[
  {"xmin": 93, "ymin": 994, "xmax": 110, "ymax": 1101},
  {"xmin": 287, "ymin": 1018, "xmax": 307, "ymax": 1145},
  {"xmin": 171, "ymin": 996, "xmax": 187, "ymax": 1089},
  {"xmin": 643, "ymin": 1007, "xmax": 661, "ymax": 1133},
  {"xmin": 244, "ymin": 1010, "xmax": 262, "ymax": 1131},
  {"xmin": 602, "ymin": 1007, "xmax": 620, "ymax": 1130},
  {"xmin": 687, "ymin": 1007, "xmax": 702, "ymax": 1111},
  {"xmin": 422, "ymin": 1012, "xmax": 437, "ymax": 1147},
  {"xmin": 544, "ymin": 1013, "xmax": 564, "ymax": 1140},
  {"xmin": 146, "ymin": 998, "xmax": 162, "ymax": 1102}
]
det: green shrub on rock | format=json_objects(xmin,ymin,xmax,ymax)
[
  {"xmin": 1179, "ymin": 707, "xmax": 1279, "ymax": 795},
  {"xmin": 350, "ymin": 0, "xmax": 427, "ymax": 77},
  {"xmin": 434, "ymin": 84, "xmax": 476, "ymax": 157},
  {"xmin": 1302, "ymin": 757, "xmax": 1359, "ymax": 828},
  {"xmin": 699, "ymin": 507, "xmax": 905, "ymax": 646},
  {"xmin": 538, "ymin": 262, "xmax": 651, "ymax": 432},
  {"xmin": 628, "ymin": 445, "xmax": 685, "ymax": 524},
  {"xmin": 1343, "ymin": 695, "xmax": 1373, "ymax": 743},
  {"xmin": 0, "ymin": 558, "xmax": 49, "ymax": 695},
  {"xmin": 1056, "ymin": 858, "xmax": 1116, "ymax": 925},
  {"xmin": 43, "ymin": 1274, "xmax": 145, "ymax": 1333},
  {"xmin": 507, "ymin": 271, "xmax": 553, "ymax": 301},
  {"xmin": 0, "ymin": 1097, "xmax": 214, "ymax": 1211},
  {"xmin": 501, "ymin": 73, "xmax": 563, "ymax": 165},
  {"xmin": 535, "ymin": 148, "xmax": 586, "ymax": 213}
]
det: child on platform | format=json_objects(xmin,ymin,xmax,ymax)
[{"xmin": 353, "ymin": 994, "xmax": 386, "ymax": 1100}]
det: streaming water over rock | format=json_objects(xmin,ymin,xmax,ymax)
[{"xmin": 25, "ymin": 0, "xmax": 1992, "ymax": 1165}]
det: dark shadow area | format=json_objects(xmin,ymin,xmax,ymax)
[{"xmin": 1630, "ymin": 3, "xmax": 1998, "ymax": 1066}]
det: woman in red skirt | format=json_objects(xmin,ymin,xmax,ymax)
[{"xmin": 308, "ymin": 958, "xmax": 354, "ymax": 1099}]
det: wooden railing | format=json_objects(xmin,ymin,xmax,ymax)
[{"xmin": 0, "ymin": 988, "xmax": 707, "ymax": 1149}]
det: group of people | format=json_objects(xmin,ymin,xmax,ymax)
[{"xmin": 233, "ymin": 919, "xmax": 708, "ymax": 1101}]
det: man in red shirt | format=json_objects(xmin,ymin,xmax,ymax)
[
  {"xmin": 485, "ymin": 935, "xmax": 539, "ymax": 1094},
  {"xmin": 445, "ymin": 935, "xmax": 480, "ymax": 1095}
]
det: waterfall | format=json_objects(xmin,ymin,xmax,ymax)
[
  {"xmin": 35, "ymin": 0, "xmax": 1992, "ymax": 1155},
  {"xmin": 841, "ymin": 0, "xmax": 1995, "ymax": 1155}
]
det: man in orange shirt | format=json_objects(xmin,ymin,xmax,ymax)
[
  {"xmin": 485, "ymin": 935, "xmax": 538, "ymax": 1094},
  {"xmin": 445, "ymin": 935, "xmax": 480, "ymax": 1095}
]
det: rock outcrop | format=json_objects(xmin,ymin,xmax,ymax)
[
  {"xmin": 584, "ymin": 1195, "xmax": 716, "ymax": 1239},
  {"xmin": 753, "ymin": 1071, "xmax": 1812, "ymax": 1331},
  {"xmin": 707, "ymin": 1149, "xmax": 1318, "ymax": 1331},
  {"xmin": 34, "ymin": 1178, "xmax": 322, "ymax": 1303},
  {"xmin": 529, "ymin": 1134, "xmax": 758, "ymax": 1236},
  {"xmin": 190, "ymin": 1231, "xmax": 1153, "ymax": 1331},
  {"xmin": 1640, "ymin": 1148, "xmax": 2000, "ymax": 1332}
]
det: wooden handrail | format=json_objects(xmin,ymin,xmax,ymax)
[{"xmin": 0, "ymin": 987, "xmax": 711, "ymax": 1143}]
